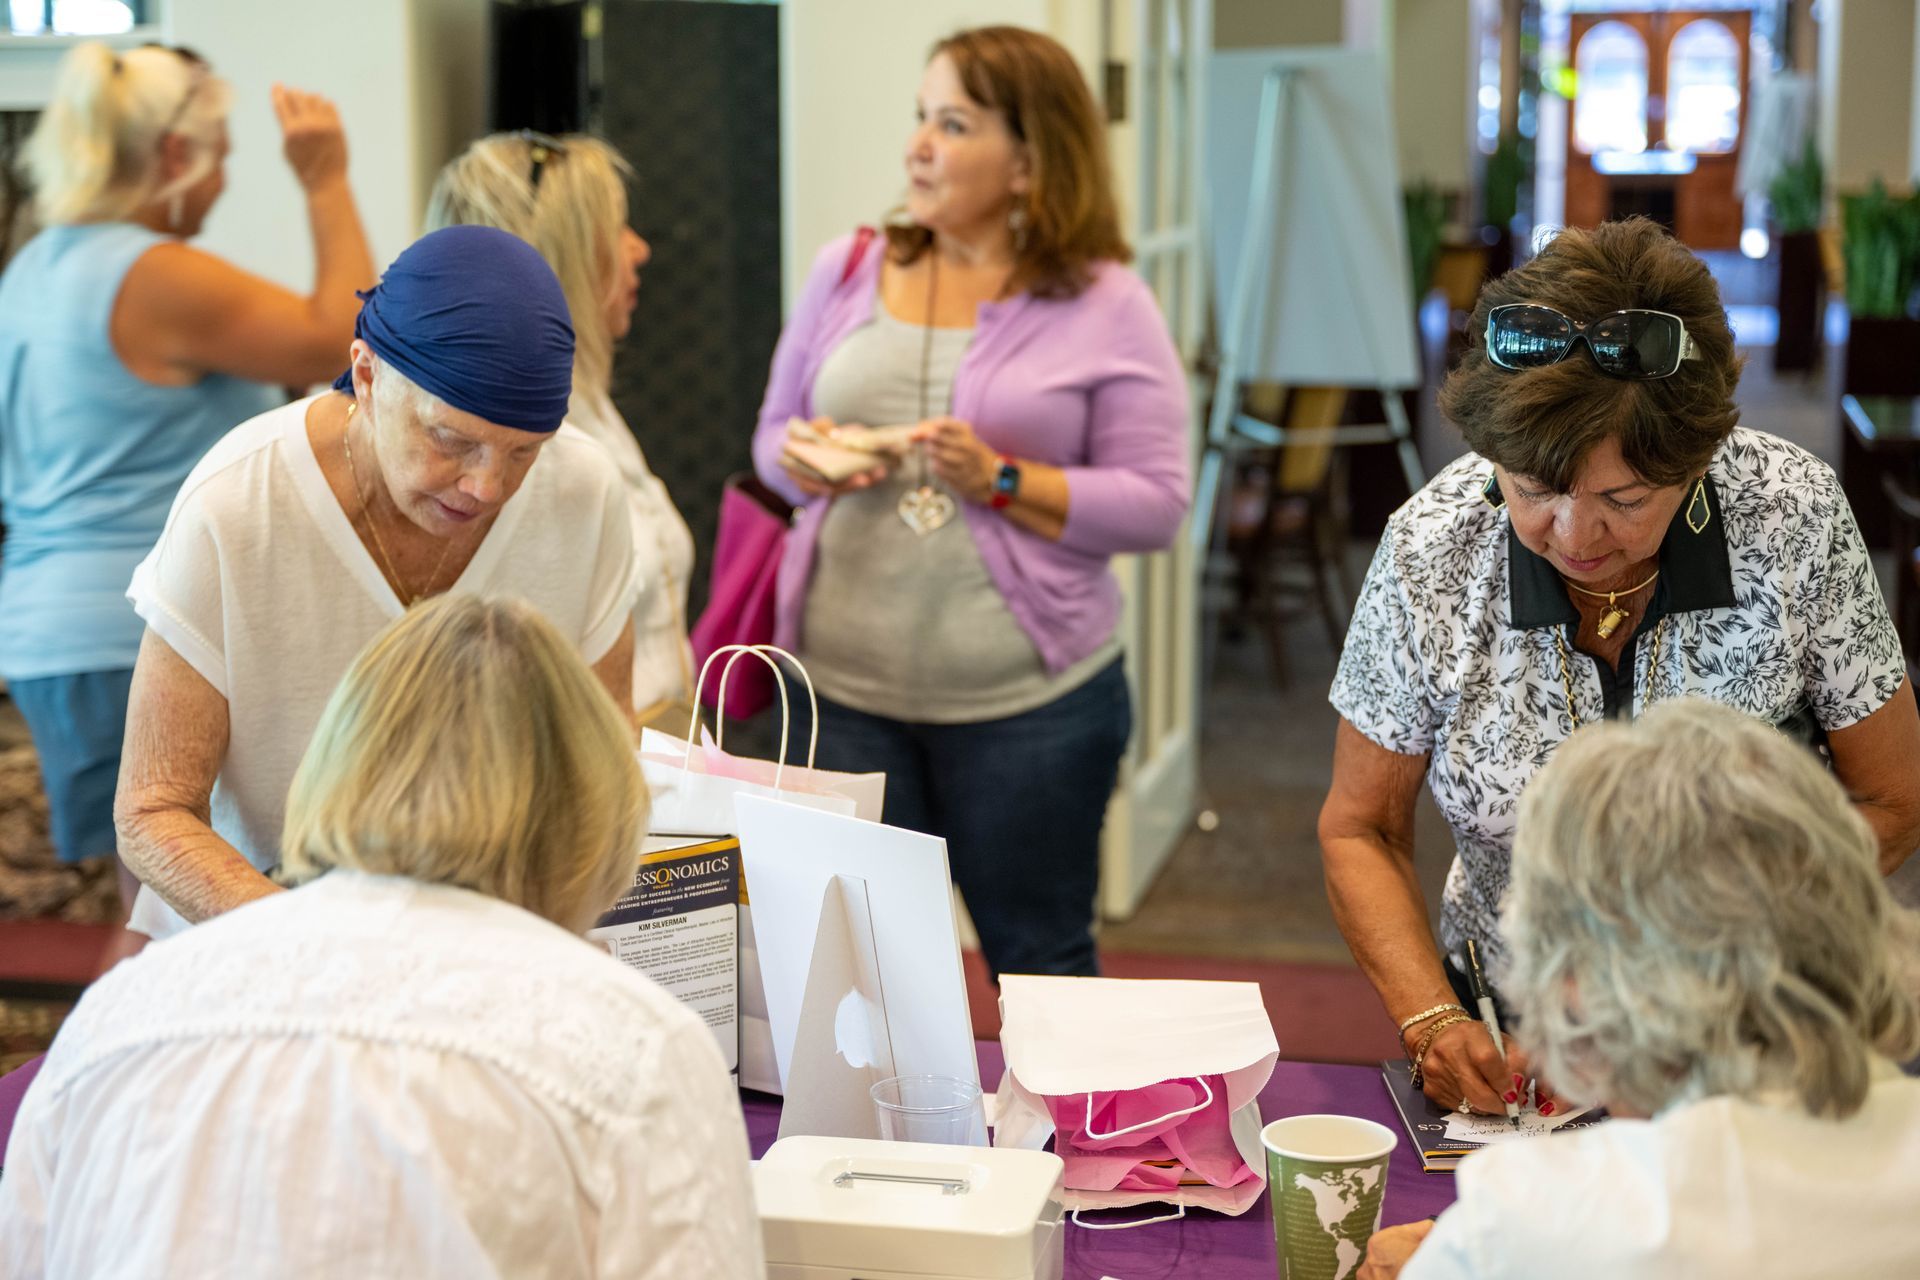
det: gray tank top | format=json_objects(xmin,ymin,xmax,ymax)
[{"xmin": 802, "ymin": 299, "xmax": 1118, "ymax": 723}]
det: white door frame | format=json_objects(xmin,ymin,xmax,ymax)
[{"xmin": 1098, "ymin": 0, "xmax": 1210, "ymax": 921}]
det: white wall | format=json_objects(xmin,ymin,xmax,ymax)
[
  {"xmin": 779, "ymin": 0, "xmax": 1052, "ymax": 307},
  {"xmin": 1819, "ymin": 0, "xmax": 1917, "ymax": 193},
  {"xmin": 1389, "ymin": 0, "xmax": 1473, "ymax": 194}
]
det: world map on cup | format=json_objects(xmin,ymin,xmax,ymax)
[{"xmin": 1274, "ymin": 1161, "xmax": 1385, "ymax": 1280}]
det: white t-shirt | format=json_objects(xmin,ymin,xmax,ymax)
[
  {"xmin": 0, "ymin": 870, "xmax": 764, "ymax": 1279},
  {"xmin": 567, "ymin": 388, "xmax": 696, "ymax": 715},
  {"xmin": 125, "ymin": 395, "xmax": 640, "ymax": 938},
  {"xmin": 1404, "ymin": 1062, "xmax": 1920, "ymax": 1280}
]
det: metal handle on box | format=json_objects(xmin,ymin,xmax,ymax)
[{"xmin": 832, "ymin": 1170, "xmax": 971, "ymax": 1196}]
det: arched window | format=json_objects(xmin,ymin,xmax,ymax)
[
  {"xmin": 1666, "ymin": 19, "xmax": 1742, "ymax": 154},
  {"xmin": 1574, "ymin": 21, "xmax": 1649, "ymax": 155}
]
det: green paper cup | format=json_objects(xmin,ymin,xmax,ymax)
[{"xmin": 1261, "ymin": 1114, "xmax": 1397, "ymax": 1280}]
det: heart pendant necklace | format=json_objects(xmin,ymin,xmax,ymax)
[{"xmin": 898, "ymin": 246, "xmax": 955, "ymax": 536}]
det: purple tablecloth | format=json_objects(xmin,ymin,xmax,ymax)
[
  {"xmin": 743, "ymin": 1044, "xmax": 1455, "ymax": 1280},
  {"xmin": 0, "ymin": 1055, "xmax": 45, "ymax": 1158}
]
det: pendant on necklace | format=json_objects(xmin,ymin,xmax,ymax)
[
  {"xmin": 898, "ymin": 484, "xmax": 957, "ymax": 536},
  {"xmin": 1595, "ymin": 605, "xmax": 1631, "ymax": 640}
]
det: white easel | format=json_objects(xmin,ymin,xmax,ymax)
[{"xmin": 1194, "ymin": 48, "xmax": 1427, "ymax": 553}]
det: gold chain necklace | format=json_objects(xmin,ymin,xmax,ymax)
[
  {"xmin": 343, "ymin": 402, "xmax": 453, "ymax": 606},
  {"xmin": 1552, "ymin": 614, "xmax": 1667, "ymax": 731},
  {"xmin": 1561, "ymin": 568, "xmax": 1659, "ymax": 640}
]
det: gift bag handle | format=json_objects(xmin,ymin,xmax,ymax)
[
  {"xmin": 685, "ymin": 645, "xmax": 792, "ymax": 790},
  {"xmin": 714, "ymin": 644, "xmax": 819, "ymax": 769},
  {"xmin": 682, "ymin": 644, "xmax": 820, "ymax": 793},
  {"xmin": 1069, "ymin": 1203, "xmax": 1187, "ymax": 1231},
  {"xmin": 1081, "ymin": 1075, "xmax": 1214, "ymax": 1141}
]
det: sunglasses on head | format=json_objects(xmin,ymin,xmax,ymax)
[
  {"xmin": 138, "ymin": 43, "xmax": 212, "ymax": 138},
  {"xmin": 1485, "ymin": 303, "xmax": 1703, "ymax": 380},
  {"xmin": 514, "ymin": 129, "xmax": 569, "ymax": 193}
]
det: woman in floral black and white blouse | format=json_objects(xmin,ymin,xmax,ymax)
[{"xmin": 1320, "ymin": 218, "xmax": 1920, "ymax": 1119}]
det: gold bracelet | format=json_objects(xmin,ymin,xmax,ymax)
[
  {"xmin": 1408, "ymin": 1013, "xmax": 1474, "ymax": 1089},
  {"xmin": 1395, "ymin": 1002, "xmax": 1466, "ymax": 1035}
]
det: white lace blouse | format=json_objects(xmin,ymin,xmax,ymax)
[{"xmin": 0, "ymin": 871, "xmax": 764, "ymax": 1279}]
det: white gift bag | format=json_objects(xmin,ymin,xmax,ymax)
[
  {"xmin": 993, "ymin": 975, "xmax": 1280, "ymax": 1224},
  {"xmin": 637, "ymin": 646, "xmax": 885, "ymax": 1093}
]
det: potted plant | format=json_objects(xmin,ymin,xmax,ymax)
[
  {"xmin": 1769, "ymin": 139, "xmax": 1824, "ymax": 373},
  {"xmin": 1480, "ymin": 130, "xmax": 1524, "ymax": 277},
  {"xmin": 1403, "ymin": 180, "xmax": 1448, "ymax": 309},
  {"xmin": 1840, "ymin": 178, "xmax": 1920, "ymax": 396}
]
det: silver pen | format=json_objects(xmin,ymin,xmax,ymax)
[{"xmin": 1466, "ymin": 938, "xmax": 1521, "ymax": 1129}]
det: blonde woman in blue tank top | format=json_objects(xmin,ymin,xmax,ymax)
[{"xmin": 0, "ymin": 42, "xmax": 373, "ymax": 923}]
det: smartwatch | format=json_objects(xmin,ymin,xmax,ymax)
[{"xmin": 991, "ymin": 455, "xmax": 1021, "ymax": 509}]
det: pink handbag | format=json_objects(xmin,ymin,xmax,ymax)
[
  {"xmin": 692, "ymin": 227, "xmax": 879, "ymax": 720},
  {"xmin": 690, "ymin": 476, "xmax": 794, "ymax": 719}
]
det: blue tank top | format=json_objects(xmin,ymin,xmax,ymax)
[{"xmin": 0, "ymin": 223, "xmax": 277, "ymax": 678}]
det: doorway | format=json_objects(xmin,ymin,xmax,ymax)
[{"xmin": 1564, "ymin": 9, "xmax": 1751, "ymax": 249}]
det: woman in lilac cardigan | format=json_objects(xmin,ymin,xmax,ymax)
[{"xmin": 750, "ymin": 26, "xmax": 1189, "ymax": 978}]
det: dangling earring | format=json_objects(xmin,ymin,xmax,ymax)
[
  {"xmin": 1479, "ymin": 472, "xmax": 1503, "ymax": 511},
  {"xmin": 1008, "ymin": 202, "xmax": 1030, "ymax": 252},
  {"xmin": 1684, "ymin": 476, "xmax": 1711, "ymax": 534},
  {"xmin": 166, "ymin": 193, "xmax": 184, "ymax": 233}
]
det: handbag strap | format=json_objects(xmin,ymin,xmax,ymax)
[
  {"xmin": 1082, "ymin": 1076, "xmax": 1215, "ymax": 1141},
  {"xmin": 839, "ymin": 225, "xmax": 877, "ymax": 285}
]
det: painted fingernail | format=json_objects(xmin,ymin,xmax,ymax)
[
  {"xmin": 1512, "ymin": 1073, "xmax": 1524, "ymax": 1086},
  {"xmin": 1539, "ymin": 1101, "xmax": 1555, "ymax": 1116},
  {"xmin": 1503, "ymin": 1091, "xmax": 1518, "ymax": 1103}
]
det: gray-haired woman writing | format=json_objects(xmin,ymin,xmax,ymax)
[{"xmin": 1360, "ymin": 697, "xmax": 1920, "ymax": 1279}]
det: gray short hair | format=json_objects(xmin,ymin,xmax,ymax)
[{"xmin": 1505, "ymin": 697, "xmax": 1920, "ymax": 1119}]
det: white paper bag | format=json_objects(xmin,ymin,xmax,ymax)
[
  {"xmin": 993, "ymin": 975, "xmax": 1279, "ymax": 1220},
  {"xmin": 639, "ymin": 646, "xmax": 885, "ymax": 1093}
]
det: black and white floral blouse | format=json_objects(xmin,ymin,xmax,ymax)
[{"xmin": 1329, "ymin": 427, "xmax": 1906, "ymax": 973}]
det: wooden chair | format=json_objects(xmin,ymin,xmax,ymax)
[{"xmin": 1221, "ymin": 385, "xmax": 1354, "ymax": 687}]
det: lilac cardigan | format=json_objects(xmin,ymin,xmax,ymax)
[{"xmin": 752, "ymin": 233, "xmax": 1191, "ymax": 675}]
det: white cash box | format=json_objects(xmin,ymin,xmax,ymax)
[{"xmin": 754, "ymin": 1137, "xmax": 1066, "ymax": 1280}]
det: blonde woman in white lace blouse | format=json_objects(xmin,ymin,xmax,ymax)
[{"xmin": 0, "ymin": 596, "xmax": 761, "ymax": 1279}]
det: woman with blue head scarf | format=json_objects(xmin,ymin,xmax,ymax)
[{"xmin": 114, "ymin": 226, "xmax": 641, "ymax": 939}]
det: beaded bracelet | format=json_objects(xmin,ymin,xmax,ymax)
[
  {"xmin": 1395, "ymin": 1002, "xmax": 1466, "ymax": 1035},
  {"xmin": 1408, "ymin": 1013, "xmax": 1475, "ymax": 1089}
]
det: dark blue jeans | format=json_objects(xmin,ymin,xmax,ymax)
[{"xmin": 811, "ymin": 659, "xmax": 1131, "ymax": 981}]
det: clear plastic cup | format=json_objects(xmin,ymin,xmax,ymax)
[{"xmin": 869, "ymin": 1074, "xmax": 986, "ymax": 1145}]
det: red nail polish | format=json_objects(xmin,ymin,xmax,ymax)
[
  {"xmin": 1503, "ymin": 1091, "xmax": 1518, "ymax": 1103},
  {"xmin": 1539, "ymin": 1101, "xmax": 1555, "ymax": 1116},
  {"xmin": 1512, "ymin": 1073, "xmax": 1524, "ymax": 1086}
]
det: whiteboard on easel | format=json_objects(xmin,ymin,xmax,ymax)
[{"xmin": 1207, "ymin": 47, "xmax": 1420, "ymax": 390}]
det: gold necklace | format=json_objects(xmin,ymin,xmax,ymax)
[
  {"xmin": 343, "ymin": 402, "xmax": 453, "ymax": 606},
  {"xmin": 1552, "ymin": 615, "xmax": 1667, "ymax": 731},
  {"xmin": 1561, "ymin": 567, "xmax": 1660, "ymax": 640}
]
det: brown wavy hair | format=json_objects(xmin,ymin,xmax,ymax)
[
  {"xmin": 884, "ymin": 25, "xmax": 1130, "ymax": 299},
  {"xmin": 1438, "ymin": 218, "xmax": 1743, "ymax": 490}
]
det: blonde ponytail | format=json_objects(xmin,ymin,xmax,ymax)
[
  {"xmin": 425, "ymin": 134, "xmax": 634, "ymax": 394},
  {"xmin": 24, "ymin": 41, "xmax": 231, "ymax": 226}
]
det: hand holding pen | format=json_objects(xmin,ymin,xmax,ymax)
[{"xmin": 1465, "ymin": 939, "xmax": 1521, "ymax": 1130}]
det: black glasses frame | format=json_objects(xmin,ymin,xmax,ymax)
[
  {"xmin": 1485, "ymin": 303, "xmax": 1702, "ymax": 381},
  {"xmin": 514, "ymin": 129, "xmax": 570, "ymax": 194}
]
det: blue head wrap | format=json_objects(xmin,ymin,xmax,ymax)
[{"xmin": 332, "ymin": 225, "xmax": 575, "ymax": 433}]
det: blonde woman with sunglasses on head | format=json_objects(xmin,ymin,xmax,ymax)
[
  {"xmin": 1320, "ymin": 217, "xmax": 1920, "ymax": 1125},
  {"xmin": 427, "ymin": 132, "xmax": 695, "ymax": 730},
  {"xmin": 0, "ymin": 42, "xmax": 372, "ymax": 923}
]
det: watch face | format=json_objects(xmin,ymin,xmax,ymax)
[{"xmin": 995, "ymin": 461, "xmax": 1021, "ymax": 495}]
